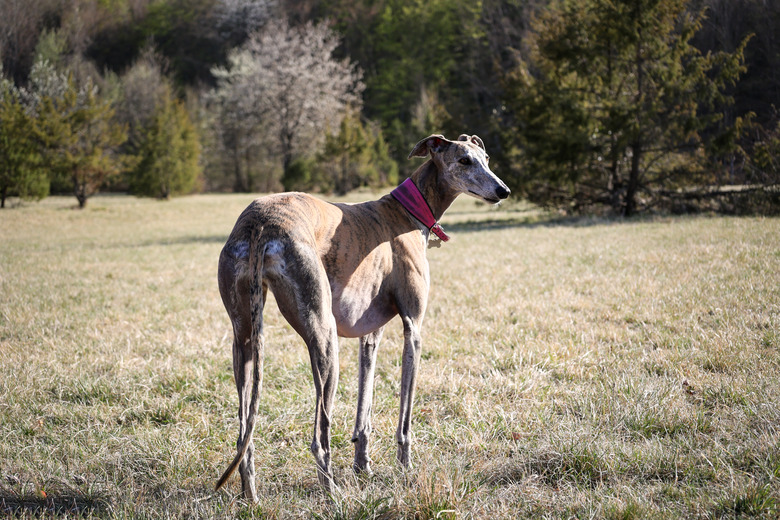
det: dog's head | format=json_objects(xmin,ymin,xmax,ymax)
[{"xmin": 408, "ymin": 134, "xmax": 510, "ymax": 204}]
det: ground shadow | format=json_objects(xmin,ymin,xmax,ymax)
[
  {"xmin": 137, "ymin": 234, "xmax": 228, "ymax": 248},
  {"xmin": 0, "ymin": 493, "xmax": 110, "ymax": 518},
  {"xmin": 445, "ymin": 214, "xmax": 636, "ymax": 233}
]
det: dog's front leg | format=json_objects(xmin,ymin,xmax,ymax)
[
  {"xmin": 352, "ymin": 327, "xmax": 383, "ymax": 475},
  {"xmin": 396, "ymin": 316, "xmax": 422, "ymax": 469}
]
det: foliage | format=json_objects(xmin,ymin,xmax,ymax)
[
  {"xmin": 209, "ymin": 19, "xmax": 364, "ymax": 189},
  {"xmin": 37, "ymin": 77, "xmax": 129, "ymax": 208},
  {"xmin": 280, "ymin": 110, "xmax": 398, "ymax": 194},
  {"xmin": 503, "ymin": 0, "xmax": 750, "ymax": 215},
  {"xmin": 110, "ymin": 47, "xmax": 202, "ymax": 199},
  {"xmin": 128, "ymin": 86, "xmax": 202, "ymax": 198},
  {"xmin": 0, "ymin": 78, "xmax": 48, "ymax": 208},
  {"xmin": 206, "ymin": 36, "xmax": 270, "ymax": 192},
  {"xmin": 365, "ymin": 0, "xmax": 469, "ymax": 124},
  {"xmin": 87, "ymin": 0, "xmax": 223, "ymax": 85},
  {"xmin": 113, "ymin": 46, "xmax": 171, "ymax": 147},
  {"xmin": 305, "ymin": 110, "xmax": 398, "ymax": 194},
  {"xmin": 279, "ymin": 156, "xmax": 320, "ymax": 193},
  {"xmin": 22, "ymin": 59, "xmax": 70, "ymax": 112},
  {"xmin": 2, "ymin": 0, "xmax": 779, "ymax": 209},
  {"xmin": 745, "ymin": 117, "xmax": 780, "ymax": 187},
  {"xmin": 356, "ymin": 0, "xmax": 487, "ymax": 164}
]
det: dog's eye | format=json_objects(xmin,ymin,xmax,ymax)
[{"xmin": 459, "ymin": 157, "xmax": 471, "ymax": 165}]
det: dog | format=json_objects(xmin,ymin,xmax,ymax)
[{"xmin": 215, "ymin": 134, "xmax": 510, "ymax": 502}]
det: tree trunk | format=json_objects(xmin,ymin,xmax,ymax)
[
  {"xmin": 606, "ymin": 39, "xmax": 623, "ymax": 214},
  {"xmin": 280, "ymin": 124, "xmax": 295, "ymax": 191},
  {"xmin": 625, "ymin": 11, "xmax": 644, "ymax": 217},
  {"xmin": 74, "ymin": 178, "xmax": 87, "ymax": 209},
  {"xmin": 609, "ymin": 151, "xmax": 622, "ymax": 214},
  {"xmin": 339, "ymin": 153, "xmax": 348, "ymax": 195},
  {"xmin": 245, "ymin": 146, "xmax": 254, "ymax": 193},
  {"xmin": 626, "ymin": 142, "xmax": 641, "ymax": 216},
  {"xmin": 232, "ymin": 138, "xmax": 246, "ymax": 192},
  {"xmin": 1, "ymin": 185, "xmax": 6, "ymax": 208},
  {"xmin": 282, "ymin": 154, "xmax": 291, "ymax": 190}
]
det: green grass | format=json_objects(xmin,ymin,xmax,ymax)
[{"xmin": 1, "ymin": 194, "xmax": 778, "ymax": 519}]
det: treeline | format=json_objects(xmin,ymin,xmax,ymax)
[{"xmin": 1, "ymin": 0, "xmax": 778, "ymax": 213}]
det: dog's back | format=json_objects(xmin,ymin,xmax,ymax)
[{"xmin": 221, "ymin": 191, "xmax": 426, "ymax": 339}]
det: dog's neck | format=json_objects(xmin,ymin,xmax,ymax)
[{"xmin": 409, "ymin": 160, "xmax": 458, "ymax": 222}]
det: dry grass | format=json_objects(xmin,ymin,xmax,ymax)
[{"xmin": 1, "ymin": 193, "xmax": 778, "ymax": 519}]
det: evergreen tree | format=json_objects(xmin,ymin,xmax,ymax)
[
  {"xmin": 504, "ymin": 0, "xmax": 749, "ymax": 215},
  {"xmin": 0, "ymin": 80, "xmax": 48, "ymax": 208},
  {"xmin": 308, "ymin": 110, "xmax": 398, "ymax": 195},
  {"xmin": 38, "ymin": 78, "xmax": 128, "ymax": 208},
  {"xmin": 128, "ymin": 87, "xmax": 201, "ymax": 198}
]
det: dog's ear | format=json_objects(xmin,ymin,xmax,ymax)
[
  {"xmin": 408, "ymin": 134, "xmax": 448, "ymax": 159},
  {"xmin": 458, "ymin": 134, "xmax": 486, "ymax": 151}
]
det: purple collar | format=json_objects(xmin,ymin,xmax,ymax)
[{"xmin": 390, "ymin": 178, "xmax": 450, "ymax": 242}]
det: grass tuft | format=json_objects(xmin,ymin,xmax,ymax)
[{"xmin": 715, "ymin": 483, "xmax": 778, "ymax": 518}]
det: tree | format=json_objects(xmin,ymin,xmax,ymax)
[
  {"xmin": 0, "ymin": 74, "xmax": 48, "ymax": 208},
  {"xmin": 115, "ymin": 46, "xmax": 201, "ymax": 198},
  {"xmin": 0, "ymin": 0, "xmax": 59, "ymax": 84},
  {"xmin": 39, "ymin": 78, "xmax": 128, "ymax": 208},
  {"xmin": 359, "ymin": 0, "xmax": 484, "ymax": 165},
  {"xmin": 206, "ymin": 49, "xmax": 268, "ymax": 192},
  {"xmin": 310, "ymin": 110, "xmax": 398, "ymax": 194},
  {"xmin": 114, "ymin": 46, "xmax": 170, "ymax": 145},
  {"xmin": 128, "ymin": 86, "xmax": 201, "ymax": 198},
  {"xmin": 210, "ymin": 20, "xmax": 363, "ymax": 189},
  {"xmin": 503, "ymin": 0, "xmax": 749, "ymax": 215}
]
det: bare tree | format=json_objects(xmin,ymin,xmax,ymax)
[
  {"xmin": 207, "ymin": 46, "xmax": 269, "ymax": 192},
  {"xmin": 210, "ymin": 20, "xmax": 363, "ymax": 190},
  {"xmin": 0, "ymin": 0, "xmax": 59, "ymax": 84},
  {"xmin": 115, "ymin": 46, "xmax": 170, "ymax": 144}
]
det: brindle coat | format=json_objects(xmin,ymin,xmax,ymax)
[{"xmin": 215, "ymin": 134, "xmax": 510, "ymax": 501}]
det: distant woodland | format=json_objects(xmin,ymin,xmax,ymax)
[{"xmin": 1, "ymin": 0, "xmax": 778, "ymax": 214}]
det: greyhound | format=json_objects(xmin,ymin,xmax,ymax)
[{"xmin": 214, "ymin": 134, "xmax": 510, "ymax": 502}]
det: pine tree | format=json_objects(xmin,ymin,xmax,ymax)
[
  {"xmin": 128, "ymin": 87, "xmax": 201, "ymax": 199},
  {"xmin": 38, "ymin": 78, "xmax": 128, "ymax": 208},
  {"xmin": 0, "ymin": 80, "xmax": 48, "ymax": 208},
  {"xmin": 308, "ymin": 110, "xmax": 398, "ymax": 195},
  {"xmin": 504, "ymin": 0, "xmax": 749, "ymax": 215}
]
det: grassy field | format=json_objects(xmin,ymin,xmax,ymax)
[{"xmin": 1, "ymin": 193, "xmax": 778, "ymax": 519}]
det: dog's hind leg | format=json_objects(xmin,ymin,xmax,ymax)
[
  {"xmin": 231, "ymin": 316, "xmax": 261, "ymax": 501},
  {"xmin": 267, "ymin": 240, "xmax": 340, "ymax": 493},
  {"xmin": 352, "ymin": 327, "xmax": 383, "ymax": 475},
  {"xmin": 215, "ymin": 234, "xmax": 266, "ymax": 503},
  {"xmin": 231, "ymin": 281, "xmax": 267, "ymax": 502}
]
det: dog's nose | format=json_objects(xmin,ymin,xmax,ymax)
[{"xmin": 495, "ymin": 185, "xmax": 511, "ymax": 200}]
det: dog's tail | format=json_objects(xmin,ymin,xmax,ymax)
[{"xmin": 215, "ymin": 227, "xmax": 265, "ymax": 493}]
